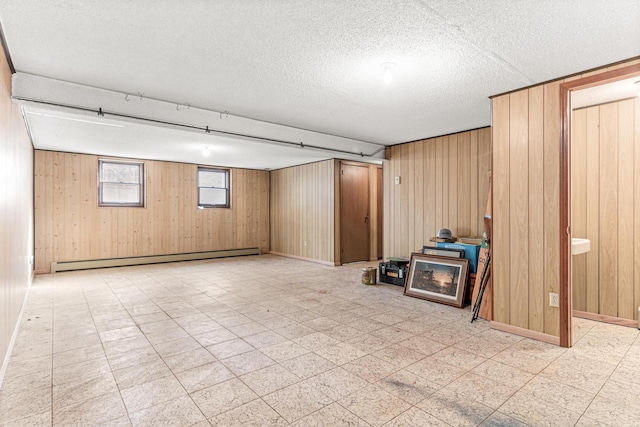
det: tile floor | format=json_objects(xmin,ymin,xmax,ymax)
[{"xmin": 1, "ymin": 255, "xmax": 639, "ymax": 426}]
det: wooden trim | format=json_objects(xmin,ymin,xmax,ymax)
[
  {"xmin": 559, "ymin": 63, "xmax": 640, "ymax": 348},
  {"xmin": 559, "ymin": 83, "xmax": 572, "ymax": 348},
  {"xmin": 490, "ymin": 56, "xmax": 640, "ymax": 99},
  {"xmin": 340, "ymin": 160, "xmax": 374, "ymax": 167},
  {"xmin": 334, "ymin": 159, "xmax": 341, "ymax": 265},
  {"xmin": 490, "ymin": 321, "xmax": 560, "ymax": 346},
  {"xmin": 268, "ymin": 251, "xmax": 337, "ymax": 267},
  {"xmin": 560, "ymin": 64, "xmax": 640, "ymax": 92},
  {"xmin": 573, "ymin": 310, "xmax": 638, "ymax": 328}
]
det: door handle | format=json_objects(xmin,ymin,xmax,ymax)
[{"xmin": 365, "ymin": 214, "xmax": 369, "ymax": 223}]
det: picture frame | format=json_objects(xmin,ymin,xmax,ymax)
[
  {"xmin": 404, "ymin": 252, "xmax": 470, "ymax": 308},
  {"xmin": 421, "ymin": 245, "xmax": 465, "ymax": 258}
]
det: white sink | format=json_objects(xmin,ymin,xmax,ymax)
[{"xmin": 571, "ymin": 238, "xmax": 591, "ymax": 255}]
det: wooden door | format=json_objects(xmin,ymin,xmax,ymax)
[
  {"xmin": 341, "ymin": 163, "xmax": 370, "ymax": 263},
  {"xmin": 376, "ymin": 167, "xmax": 383, "ymax": 259}
]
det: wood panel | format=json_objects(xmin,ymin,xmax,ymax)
[
  {"xmin": 585, "ymin": 106, "xmax": 601, "ymax": 313},
  {"xmin": 371, "ymin": 166, "xmax": 383, "ymax": 261},
  {"xmin": 270, "ymin": 160, "xmax": 335, "ymax": 263},
  {"xmin": 509, "ymin": 90, "xmax": 529, "ymax": 329},
  {"xmin": 617, "ymin": 99, "xmax": 634, "ymax": 320},
  {"xmin": 528, "ymin": 85, "xmax": 545, "ymax": 332},
  {"xmin": 492, "ymin": 97, "xmax": 511, "ymax": 325},
  {"xmin": 599, "ymin": 103, "xmax": 619, "ymax": 316},
  {"xmin": 571, "ymin": 97, "xmax": 640, "ymax": 321},
  {"xmin": 383, "ymin": 128, "xmax": 491, "ymax": 258},
  {"xmin": 571, "ymin": 108, "xmax": 587, "ymax": 311},
  {"xmin": 636, "ymin": 93, "xmax": 640, "ymax": 323},
  {"xmin": 543, "ymin": 81, "xmax": 561, "ymax": 337},
  {"xmin": 34, "ymin": 151, "xmax": 269, "ymax": 273},
  {"xmin": 0, "ymin": 40, "xmax": 34, "ymax": 382},
  {"xmin": 425, "ymin": 140, "xmax": 437, "ymax": 244},
  {"xmin": 491, "ymin": 58, "xmax": 640, "ymax": 340}
]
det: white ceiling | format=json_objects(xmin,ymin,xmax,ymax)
[{"xmin": 1, "ymin": 1, "xmax": 639, "ymax": 169}]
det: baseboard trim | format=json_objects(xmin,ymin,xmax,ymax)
[
  {"xmin": 0, "ymin": 270, "xmax": 32, "ymax": 390},
  {"xmin": 50, "ymin": 248, "xmax": 261, "ymax": 273},
  {"xmin": 268, "ymin": 251, "xmax": 337, "ymax": 267},
  {"xmin": 573, "ymin": 310, "xmax": 638, "ymax": 328},
  {"xmin": 490, "ymin": 321, "xmax": 561, "ymax": 346}
]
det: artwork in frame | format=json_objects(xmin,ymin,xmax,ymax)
[
  {"xmin": 421, "ymin": 245, "xmax": 465, "ymax": 258},
  {"xmin": 403, "ymin": 252, "xmax": 470, "ymax": 308}
]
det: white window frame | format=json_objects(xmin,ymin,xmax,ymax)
[
  {"xmin": 98, "ymin": 159, "xmax": 145, "ymax": 207},
  {"xmin": 197, "ymin": 167, "xmax": 230, "ymax": 209}
]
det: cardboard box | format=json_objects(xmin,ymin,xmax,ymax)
[{"xmin": 436, "ymin": 241, "xmax": 481, "ymax": 273}]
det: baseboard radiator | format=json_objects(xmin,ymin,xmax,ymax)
[{"xmin": 50, "ymin": 247, "xmax": 261, "ymax": 273}]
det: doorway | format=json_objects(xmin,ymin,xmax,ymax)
[
  {"xmin": 559, "ymin": 63, "xmax": 640, "ymax": 346},
  {"xmin": 340, "ymin": 162, "xmax": 370, "ymax": 263}
]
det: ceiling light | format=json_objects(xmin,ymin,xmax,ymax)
[
  {"xmin": 381, "ymin": 62, "xmax": 395, "ymax": 84},
  {"xmin": 203, "ymin": 146, "xmax": 211, "ymax": 156}
]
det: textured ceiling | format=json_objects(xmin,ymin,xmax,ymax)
[{"xmin": 1, "ymin": 0, "xmax": 639, "ymax": 169}]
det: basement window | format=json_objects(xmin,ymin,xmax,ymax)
[
  {"xmin": 98, "ymin": 159, "xmax": 145, "ymax": 207},
  {"xmin": 198, "ymin": 167, "xmax": 230, "ymax": 208}
]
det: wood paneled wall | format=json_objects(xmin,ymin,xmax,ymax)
[
  {"xmin": 383, "ymin": 128, "xmax": 491, "ymax": 258},
  {"xmin": 270, "ymin": 160, "xmax": 336, "ymax": 264},
  {"xmin": 572, "ymin": 98, "xmax": 640, "ymax": 320},
  {"xmin": 0, "ymin": 44, "xmax": 34, "ymax": 381},
  {"xmin": 34, "ymin": 151, "xmax": 269, "ymax": 273},
  {"xmin": 491, "ymin": 58, "xmax": 640, "ymax": 337}
]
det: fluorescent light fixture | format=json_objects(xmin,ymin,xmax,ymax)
[{"xmin": 26, "ymin": 111, "xmax": 124, "ymax": 127}]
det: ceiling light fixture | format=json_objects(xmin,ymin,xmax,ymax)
[
  {"xmin": 381, "ymin": 62, "xmax": 395, "ymax": 84},
  {"xmin": 203, "ymin": 146, "xmax": 211, "ymax": 156}
]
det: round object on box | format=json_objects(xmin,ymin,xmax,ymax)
[{"xmin": 361, "ymin": 267, "xmax": 376, "ymax": 285}]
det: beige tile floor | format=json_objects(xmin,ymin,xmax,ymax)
[{"xmin": 1, "ymin": 255, "xmax": 639, "ymax": 426}]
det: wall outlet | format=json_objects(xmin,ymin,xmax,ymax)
[
  {"xmin": 394, "ymin": 176, "xmax": 401, "ymax": 185},
  {"xmin": 549, "ymin": 292, "xmax": 559, "ymax": 308},
  {"xmin": 304, "ymin": 240, "xmax": 307, "ymax": 247}
]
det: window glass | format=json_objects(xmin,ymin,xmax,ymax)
[
  {"xmin": 99, "ymin": 160, "xmax": 144, "ymax": 207},
  {"xmin": 198, "ymin": 168, "xmax": 230, "ymax": 208}
]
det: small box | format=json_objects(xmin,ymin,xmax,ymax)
[
  {"xmin": 378, "ymin": 262, "xmax": 408, "ymax": 286},
  {"xmin": 436, "ymin": 242, "xmax": 481, "ymax": 273}
]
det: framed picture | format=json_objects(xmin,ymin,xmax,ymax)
[
  {"xmin": 421, "ymin": 245, "xmax": 464, "ymax": 258},
  {"xmin": 404, "ymin": 252, "xmax": 470, "ymax": 308}
]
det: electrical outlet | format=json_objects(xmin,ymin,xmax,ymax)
[
  {"xmin": 394, "ymin": 176, "xmax": 401, "ymax": 185},
  {"xmin": 304, "ymin": 241, "xmax": 307, "ymax": 247},
  {"xmin": 549, "ymin": 292, "xmax": 559, "ymax": 308}
]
